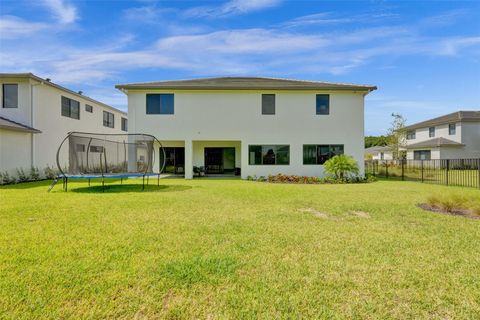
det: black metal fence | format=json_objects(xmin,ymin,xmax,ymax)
[{"xmin": 365, "ymin": 159, "xmax": 480, "ymax": 189}]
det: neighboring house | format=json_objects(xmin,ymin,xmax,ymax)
[
  {"xmin": 0, "ymin": 73, "xmax": 128, "ymax": 175},
  {"xmin": 364, "ymin": 145, "xmax": 393, "ymax": 160},
  {"xmin": 403, "ymin": 111, "xmax": 480, "ymax": 160},
  {"xmin": 116, "ymin": 77, "xmax": 376, "ymax": 179}
]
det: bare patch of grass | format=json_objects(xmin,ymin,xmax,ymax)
[
  {"xmin": 418, "ymin": 194, "xmax": 480, "ymax": 219},
  {"xmin": 349, "ymin": 211, "xmax": 370, "ymax": 218},
  {"xmin": 297, "ymin": 208, "xmax": 329, "ymax": 218}
]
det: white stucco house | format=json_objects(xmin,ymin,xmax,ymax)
[
  {"xmin": 364, "ymin": 145, "xmax": 393, "ymax": 160},
  {"xmin": 116, "ymin": 77, "xmax": 376, "ymax": 179},
  {"xmin": 404, "ymin": 111, "xmax": 480, "ymax": 160},
  {"xmin": 0, "ymin": 73, "xmax": 128, "ymax": 175}
]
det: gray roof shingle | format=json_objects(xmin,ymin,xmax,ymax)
[
  {"xmin": 406, "ymin": 137, "xmax": 464, "ymax": 149},
  {"xmin": 116, "ymin": 76, "xmax": 377, "ymax": 92},
  {"xmin": 0, "ymin": 116, "xmax": 42, "ymax": 133},
  {"xmin": 404, "ymin": 111, "xmax": 480, "ymax": 130}
]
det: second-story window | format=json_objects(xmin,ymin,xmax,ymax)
[
  {"xmin": 146, "ymin": 94, "xmax": 174, "ymax": 114},
  {"xmin": 61, "ymin": 96, "xmax": 80, "ymax": 119},
  {"xmin": 406, "ymin": 130, "xmax": 416, "ymax": 140},
  {"xmin": 262, "ymin": 94, "xmax": 275, "ymax": 115},
  {"xmin": 449, "ymin": 123, "xmax": 456, "ymax": 135},
  {"xmin": 2, "ymin": 84, "xmax": 18, "ymax": 108},
  {"xmin": 429, "ymin": 127, "xmax": 435, "ymax": 138},
  {"xmin": 316, "ymin": 94, "xmax": 330, "ymax": 115},
  {"xmin": 121, "ymin": 117, "xmax": 128, "ymax": 132},
  {"xmin": 85, "ymin": 104, "xmax": 93, "ymax": 113},
  {"xmin": 103, "ymin": 111, "xmax": 114, "ymax": 128}
]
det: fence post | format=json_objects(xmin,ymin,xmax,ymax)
[
  {"xmin": 445, "ymin": 159, "xmax": 449, "ymax": 186},
  {"xmin": 401, "ymin": 159, "xmax": 405, "ymax": 181},
  {"xmin": 421, "ymin": 160, "xmax": 424, "ymax": 183},
  {"xmin": 478, "ymin": 159, "xmax": 480, "ymax": 189}
]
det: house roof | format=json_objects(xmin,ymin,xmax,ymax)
[
  {"xmin": 115, "ymin": 76, "xmax": 377, "ymax": 92},
  {"xmin": 0, "ymin": 73, "xmax": 127, "ymax": 115},
  {"xmin": 365, "ymin": 145, "xmax": 391, "ymax": 153},
  {"xmin": 406, "ymin": 137, "xmax": 464, "ymax": 149},
  {"xmin": 0, "ymin": 116, "xmax": 42, "ymax": 133},
  {"xmin": 404, "ymin": 111, "xmax": 480, "ymax": 130}
]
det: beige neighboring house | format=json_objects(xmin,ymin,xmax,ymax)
[
  {"xmin": 116, "ymin": 77, "xmax": 376, "ymax": 179},
  {"xmin": 0, "ymin": 73, "xmax": 128, "ymax": 176},
  {"xmin": 404, "ymin": 111, "xmax": 480, "ymax": 160},
  {"xmin": 364, "ymin": 145, "xmax": 393, "ymax": 160}
]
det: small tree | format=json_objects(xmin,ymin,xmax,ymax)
[
  {"xmin": 324, "ymin": 155, "xmax": 359, "ymax": 180},
  {"xmin": 387, "ymin": 113, "xmax": 407, "ymax": 160}
]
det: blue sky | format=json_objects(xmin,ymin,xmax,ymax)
[{"xmin": 1, "ymin": 0, "xmax": 479, "ymax": 135}]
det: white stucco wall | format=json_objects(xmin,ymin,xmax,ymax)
[
  {"xmin": 406, "ymin": 123, "xmax": 462, "ymax": 146},
  {"xmin": 0, "ymin": 77, "xmax": 127, "ymax": 176},
  {"xmin": 0, "ymin": 129, "xmax": 32, "ymax": 175},
  {"xmin": 127, "ymin": 89, "xmax": 366, "ymax": 179}
]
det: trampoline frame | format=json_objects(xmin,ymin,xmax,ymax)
[{"xmin": 50, "ymin": 132, "xmax": 166, "ymax": 192}]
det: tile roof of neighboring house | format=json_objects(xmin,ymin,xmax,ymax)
[
  {"xmin": 406, "ymin": 137, "xmax": 464, "ymax": 149},
  {"xmin": 404, "ymin": 111, "xmax": 480, "ymax": 130},
  {"xmin": 365, "ymin": 145, "xmax": 392, "ymax": 153},
  {"xmin": 116, "ymin": 76, "xmax": 377, "ymax": 92},
  {"xmin": 0, "ymin": 73, "xmax": 127, "ymax": 115},
  {"xmin": 0, "ymin": 116, "xmax": 42, "ymax": 133}
]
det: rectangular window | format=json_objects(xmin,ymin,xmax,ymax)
[
  {"xmin": 262, "ymin": 94, "xmax": 275, "ymax": 115},
  {"xmin": 61, "ymin": 96, "xmax": 80, "ymax": 119},
  {"xmin": 85, "ymin": 104, "xmax": 93, "ymax": 113},
  {"xmin": 76, "ymin": 144, "xmax": 86, "ymax": 152},
  {"xmin": 429, "ymin": 127, "xmax": 435, "ymax": 137},
  {"xmin": 103, "ymin": 111, "xmax": 114, "ymax": 128},
  {"xmin": 248, "ymin": 145, "xmax": 290, "ymax": 165},
  {"xmin": 89, "ymin": 145, "xmax": 104, "ymax": 153},
  {"xmin": 146, "ymin": 93, "xmax": 174, "ymax": 114},
  {"xmin": 121, "ymin": 117, "xmax": 128, "ymax": 132},
  {"xmin": 406, "ymin": 130, "xmax": 416, "ymax": 140},
  {"xmin": 316, "ymin": 94, "xmax": 329, "ymax": 115},
  {"xmin": 303, "ymin": 144, "xmax": 344, "ymax": 165},
  {"xmin": 449, "ymin": 123, "xmax": 456, "ymax": 135},
  {"xmin": 414, "ymin": 150, "xmax": 431, "ymax": 160},
  {"xmin": 2, "ymin": 84, "xmax": 18, "ymax": 108}
]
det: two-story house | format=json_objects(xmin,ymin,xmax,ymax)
[
  {"xmin": 0, "ymin": 73, "xmax": 128, "ymax": 175},
  {"xmin": 116, "ymin": 77, "xmax": 376, "ymax": 179},
  {"xmin": 404, "ymin": 111, "xmax": 480, "ymax": 160}
]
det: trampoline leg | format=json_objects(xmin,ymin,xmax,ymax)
[
  {"xmin": 65, "ymin": 177, "xmax": 68, "ymax": 192},
  {"xmin": 102, "ymin": 177, "xmax": 105, "ymax": 193},
  {"xmin": 142, "ymin": 175, "xmax": 145, "ymax": 190},
  {"xmin": 88, "ymin": 178, "xmax": 90, "ymax": 186},
  {"xmin": 158, "ymin": 174, "xmax": 160, "ymax": 186}
]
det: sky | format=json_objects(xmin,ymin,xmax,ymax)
[{"xmin": 0, "ymin": 0, "xmax": 479, "ymax": 135}]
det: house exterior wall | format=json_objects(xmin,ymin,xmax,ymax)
[
  {"xmin": 0, "ymin": 129, "xmax": 32, "ymax": 175},
  {"xmin": 460, "ymin": 122, "xmax": 480, "ymax": 158},
  {"xmin": 127, "ymin": 89, "xmax": 365, "ymax": 179},
  {"xmin": 0, "ymin": 77, "xmax": 127, "ymax": 175},
  {"xmin": 406, "ymin": 123, "xmax": 462, "ymax": 146},
  {"xmin": 406, "ymin": 148, "xmax": 440, "ymax": 160}
]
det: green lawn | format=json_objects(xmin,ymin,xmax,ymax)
[{"xmin": 1, "ymin": 179, "xmax": 480, "ymax": 319}]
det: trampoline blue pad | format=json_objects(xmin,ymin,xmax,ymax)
[{"xmin": 63, "ymin": 173, "xmax": 159, "ymax": 179}]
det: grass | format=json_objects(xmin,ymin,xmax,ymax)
[
  {"xmin": 1, "ymin": 178, "xmax": 480, "ymax": 319},
  {"xmin": 426, "ymin": 194, "xmax": 480, "ymax": 215}
]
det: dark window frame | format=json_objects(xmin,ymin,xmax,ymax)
[
  {"xmin": 303, "ymin": 144, "xmax": 344, "ymax": 165},
  {"xmin": 448, "ymin": 123, "xmax": 456, "ymax": 135},
  {"xmin": 61, "ymin": 96, "xmax": 80, "ymax": 120},
  {"xmin": 248, "ymin": 145, "xmax": 290, "ymax": 165},
  {"xmin": 414, "ymin": 150, "xmax": 431, "ymax": 160},
  {"xmin": 85, "ymin": 104, "xmax": 93, "ymax": 113},
  {"xmin": 146, "ymin": 93, "xmax": 174, "ymax": 115},
  {"xmin": 121, "ymin": 117, "xmax": 128, "ymax": 132},
  {"xmin": 429, "ymin": 126, "xmax": 435, "ymax": 138},
  {"xmin": 2, "ymin": 84, "xmax": 18, "ymax": 108},
  {"xmin": 406, "ymin": 130, "xmax": 416, "ymax": 140},
  {"xmin": 316, "ymin": 94, "xmax": 330, "ymax": 115},
  {"xmin": 103, "ymin": 111, "xmax": 115, "ymax": 128},
  {"xmin": 261, "ymin": 94, "xmax": 275, "ymax": 115}
]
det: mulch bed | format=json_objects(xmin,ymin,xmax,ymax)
[{"xmin": 417, "ymin": 203, "xmax": 480, "ymax": 220}]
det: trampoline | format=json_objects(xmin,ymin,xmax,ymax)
[{"xmin": 49, "ymin": 132, "xmax": 166, "ymax": 192}]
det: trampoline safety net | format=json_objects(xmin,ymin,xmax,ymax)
[{"xmin": 57, "ymin": 132, "xmax": 164, "ymax": 176}]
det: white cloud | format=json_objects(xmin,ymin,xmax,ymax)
[
  {"xmin": 0, "ymin": 16, "xmax": 48, "ymax": 39},
  {"xmin": 41, "ymin": 0, "xmax": 78, "ymax": 24},
  {"xmin": 185, "ymin": 0, "xmax": 282, "ymax": 18}
]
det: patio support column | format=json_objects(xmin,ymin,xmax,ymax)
[{"xmin": 185, "ymin": 139, "xmax": 193, "ymax": 179}]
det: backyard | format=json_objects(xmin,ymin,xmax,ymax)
[{"xmin": 1, "ymin": 179, "xmax": 479, "ymax": 319}]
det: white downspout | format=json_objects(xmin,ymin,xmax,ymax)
[{"xmin": 30, "ymin": 81, "xmax": 41, "ymax": 168}]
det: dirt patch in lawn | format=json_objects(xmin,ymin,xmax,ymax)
[
  {"xmin": 298, "ymin": 208, "xmax": 329, "ymax": 219},
  {"xmin": 349, "ymin": 211, "xmax": 370, "ymax": 218},
  {"xmin": 417, "ymin": 203, "xmax": 480, "ymax": 220}
]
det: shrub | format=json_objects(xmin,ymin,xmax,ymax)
[
  {"xmin": 29, "ymin": 167, "xmax": 40, "ymax": 181},
  {"xmin": 324, "ymin": 155, "xmax": 359, "ymax": 180},
  {"xmin": 1, "ymin": 171, "xmax": 16, "ymax": 185},
  {"xmin": 16, "ymin": 168, "xmax": 29, "ymax": 183},
  {"xmin": 44, "ymin": 166, "xmax": 58, "ymax": 180}
]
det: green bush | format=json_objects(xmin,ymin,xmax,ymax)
[
  {"xmin": 0, "ymin": 171, "xmax": 16, "ymax": 185},
  {"xmin": 29, "ymin": 167, "xmax": 40, "ymax": 181},
  {"xmin": 324, "ymin": 155, "xmax": 359, "ymax": 180},
  {"xmin": 16, "ymin": 168, "xmax": 29, "ymax": 183},
  {"xmin": 44, "ymin": 166, "xmax": 58, "ymax": 180}
]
